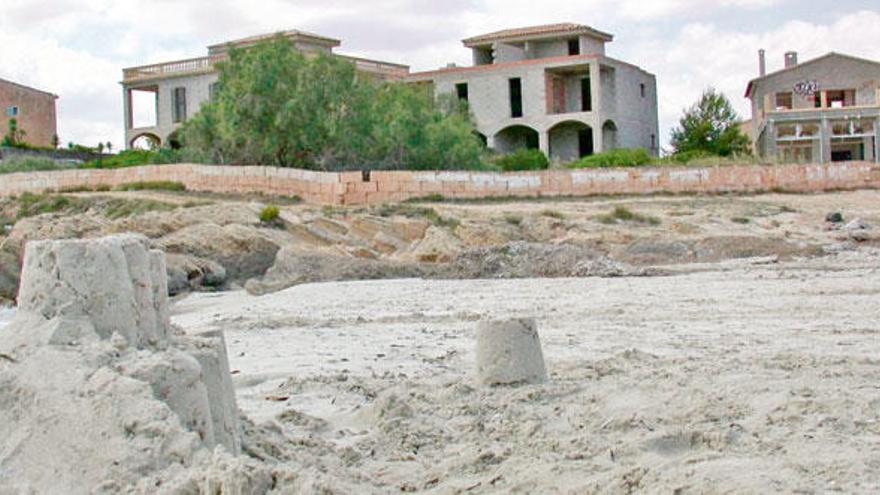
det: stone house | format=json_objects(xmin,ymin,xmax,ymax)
[
  {"xmin": 746, "ymin": 50, "xmax": 880, "ymax": 163},
  {"xmin": 121, "ymin": 24, "xmax": 659, "ymax": 162},
  {"xmin": 409, "ymin": 23, "xmax": 659, "ymax": 163},
  {"xmin": 121, "ymin": 30, "xmax": 409, "ymax": 149},
  {"xmin": 0, "ymin": 78, "xmax": 58, "ymax": 148}
]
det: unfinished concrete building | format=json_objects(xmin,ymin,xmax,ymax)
[
  {"xmin": 121, "ymin": 30, "xmax": 409, "ymax": 150},
  {"xmin": 746, "ymin": 51, "xmax": 880, "ymax": 163},
  {"xmin": 408, "ymin": 23, "xmax": 660, "ymax": 163}
]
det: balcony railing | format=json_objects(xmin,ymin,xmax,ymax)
[{"xmin": 123, "ymin": 56, "xmax": 217, "ymax": 83}]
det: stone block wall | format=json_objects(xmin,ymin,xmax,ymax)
[{"xmin": 0, "ymin": 162, "xmax": 878, "ymax": 206}]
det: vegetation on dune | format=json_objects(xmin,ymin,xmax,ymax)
[
  {"xmin": 597, "ymin": 206, "xmax": 661, "ymax": 226},
  {"xmin": 115, "ymin": 181, "xmax": 187, "ymax": 192}
]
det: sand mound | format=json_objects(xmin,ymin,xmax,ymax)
[{"xmin": 0, "ymin": 235, "xmax": 270, "ymax": 493}]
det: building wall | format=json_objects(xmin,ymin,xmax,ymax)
[
  {"xmin": 750, "ymin": 56, "xmax": 880, "ymax": 141},
  {"xmin": 425, "ymin": 56, "xmax": 658, "ymax": 161},
  {"xmin": 0, "ymin": 80, "xmax": 57, "ymax": 148},
  {"xmin": 0, "ymin": 162, "xmax": 877, "ymax": 206},
  {"xmin": 125, "ymin": 72, "xmax": 218, "ymax": 148}
]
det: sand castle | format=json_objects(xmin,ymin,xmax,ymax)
[
  {"xmin": 476, "ymin": 318, "xmax": 547, "ymax": 387},
  {"xmin": 0, "ymin": 235, "xmax": 259, "ymax": 493}
]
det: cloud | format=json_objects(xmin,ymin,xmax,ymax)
[{"xmin": 0, "ymin": 1, "xmax": 877, "ymax": 151}]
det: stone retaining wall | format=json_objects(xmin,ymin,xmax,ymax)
[{"xmin": 1, "ymin": 162, "xmax": 878, "ymax": 205}]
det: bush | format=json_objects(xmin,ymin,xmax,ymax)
[
  {"xmin": 0, "ymin": 156, "xmax": 71, "ymax": 174},
  {"xmin": 494, "ymin": 149, "xmax": 549, "ymax": 172},
  {"xmin": 597, "ymin": 206, "xmax": 661, "ymax": 226},
  {"xmin": 568, "ymin": 148, "xmax": 654, "ymax": 169},
  {"xmin": 260, "ymin": 205, "xmax": 280, "ymax": 223},
  {"xmin": 180, "ymin": 37, "xmax": 484, "ymax": 171},
  {"xmin": 116, "ymin": 181, "xmax": 187, "ymax": 192}
]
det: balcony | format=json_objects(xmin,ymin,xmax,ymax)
[{"xmin": 123, "ymin": 56, "xmax": 218, "ymax": 84}]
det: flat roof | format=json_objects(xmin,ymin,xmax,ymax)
[
  {"xmin": 463, "ymin": 23, "xmax": 614, "ymax": 47},
  {"xmin": 208, "ymin": 29, "xmax": 342, "ymax": 50},
  {"xmin": 0, "ymin": 77, "xmax": 58, "ymax": 99}
]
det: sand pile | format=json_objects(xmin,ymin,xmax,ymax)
[{"xmin": 0, "ymin": 235, "xmax": 272, "ymax": 494}]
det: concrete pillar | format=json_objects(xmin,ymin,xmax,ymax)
[
  {"xmin": 766, "ymin": 121, "xmax": 777, "ymax": 161},
  {"xmin": 875, "ymin": 118, "xmax": 880, "ymax": 163},
  {"xmin": 539, "ymin": 131, "xmax": 550, "ymax": 158},
  {"xmin": 820, "ymin": 118, "xmax": 832, "ymax": 163}
]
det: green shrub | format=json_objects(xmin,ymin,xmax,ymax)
[
  {"xmin": 260, "ymin": 205, "xmax": 280, "ymax": 223},
  {"xmin": 541, "ymin": 209, "xmax": 564, "ymax": 220},
  {"xmin": 15, "ymin": 192, "xmax": 90, "ymax": 219},
  {"xmin": 504, "ymin": 214, "xmax": 523, "ymax": 226},
  {"xmin": 103, "ymin": 199, "xmax": 177, "ymax": 219},
  {"xmin": 494, "ymin": 149, "xmax": 549, "ymax": 172},
  {"xmin": 0, "ymin": 156, "xmax": 70, "ymax": 174},
  {"xmin": 116, "ymin": 181, "xmax": 186, "ymax": 192},
  {"xmin": 597, "ymin": 206, "xmax": 661, "ymax": 226},
  {"xmin": 568, "ymin": 148, "xmax": 654, "ymax": 169}
]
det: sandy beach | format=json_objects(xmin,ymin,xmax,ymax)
[{"xmin": 164, "ymin": 250, "xmax": 880, "ymax": 493}]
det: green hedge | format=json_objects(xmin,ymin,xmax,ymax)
[
  {"xmin": 568, "ymin": 148, "xmax": 654, "ymax": 169},
  {"xmin": 494, "ymin": 149, "xmax": 550, "ymax": 172}
]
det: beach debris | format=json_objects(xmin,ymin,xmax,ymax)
[{"xmin": 475, "ymin": 318, "xmax": 548, "ymax": 387}]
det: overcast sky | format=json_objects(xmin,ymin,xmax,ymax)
[{"xmin": 2, "ymin": 0, "xmax": 879, "ymax": 151}]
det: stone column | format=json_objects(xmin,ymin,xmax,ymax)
[
  {"xmin": 539, "ymin": 131, "xmax": 551, "ymax": 159},
  {"xmin": 875, "ymin": 118, "xmax": 880, "ymax": 163},
  {"xmin": 820, "ymin": 118, "xmax": 832, "ymax": 163}
]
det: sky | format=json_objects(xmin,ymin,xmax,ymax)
[{"xmin": 2, "ymin": 0, "xmax": 880, "ymax": 152}]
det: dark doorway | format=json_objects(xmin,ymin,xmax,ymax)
[
  {"xmin": 526, "ymin": 132, "xmax": 540, "ymax": 150},
  {"xmin": 509, "ymin": 78, "xmax": 523, "ymax": 118},
  {"xmin": 581, "ymin": 78, "xmax": 592, "ymax": 112},
  {"xmin": 831, "ymin": 150, "xmax": 853, "ymax": 162},
  {"xmin": 578, "ymin": 128, "xmax": 594, "ymax": 157}
]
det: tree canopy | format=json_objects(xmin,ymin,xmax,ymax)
[
  {"xmin": 180, "ymin": 37, "xmax": 484, "ymax": 170},
  {"xmin": 670, "ymin": 88, "xmax": 751, "ymax": 157}
]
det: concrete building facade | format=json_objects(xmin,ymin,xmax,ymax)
[
  {"xmin": 0, "ymin": 78, "xmax": 58, "ymax": 148},
  {"xmin": 121, "ymin": 30, "xmax": 410, "ymax": 149},
  {"xmin": 746, "ymin": 51, "xmax": 880, "ymax": 163},
  {"xmin": 408, "ymin": 24, "xmax": 660, "ymax": 163}
]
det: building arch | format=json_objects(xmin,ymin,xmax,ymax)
[
  {"xmin": 602, "ymin": 120, "xmax": 618, "ymax": 151},
  {"xmin": 129, "ymin": 132, "xmax": 161, "ymax": 150},
  {"xmin": 548, "ymin": 120, "xmax": 593, "ymax": 163},
  {"xmin": 493, "ymin": 125, "xmax": 540, "ymax": 154}
]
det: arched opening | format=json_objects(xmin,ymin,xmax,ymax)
[
  {"xmin": 494, "ymin": 125, "xmax": 540, "ymax": 154},
  {"xmin": 474, "ymin": 132, "xmax": 488, "ymax": 148},
  {"xmin": 602, "ymin": 120, "xmax": 618, "ymax": 151},
  {"xmin": 548, "ymin": 121, "xmax": 593, "ymax": 163},
  {"xmin": 130, "ymin": 133, "xmax": 161, "ymax": 151},
  {"xmin": 167, "ymin": 130, "xmax": 183, "ymax": 150}
]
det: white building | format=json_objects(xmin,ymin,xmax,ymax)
[{"xmin": 408, "ymin": 23, "xmax": 660, "ymax": 163}]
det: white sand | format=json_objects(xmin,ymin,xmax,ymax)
[{"xmin": 170, "ymin": 251, "xmax": 880, "ymax": 493}]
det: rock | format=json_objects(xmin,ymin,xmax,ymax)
[
  {"xmin": 844, "ymin": 218, "xmax": 873, "ymax": 242},
  {"xmin": 156, "ymin": 223, "xmax": 281, "ymax": 282},
  {"xmin": 475, "ymin": 318, "xmax": 548, "ymax": 387},
  {"xmin": 845, "ymin": 218, "xmax": 870, "ymax": 231},
  {"xmin": 826, "ymin": 212, "xmax": 845, "ymax": 224},
  {"xmin": 245, "ymin": 246, "xmax": 427, "ymax": 296},
  {"xmin": 16, "ymin": 234, "xmax": 170, "ymax": 348},
  {"xmin": 166, "ymin": 254, "xmax": 228, "ymax": 296}
]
